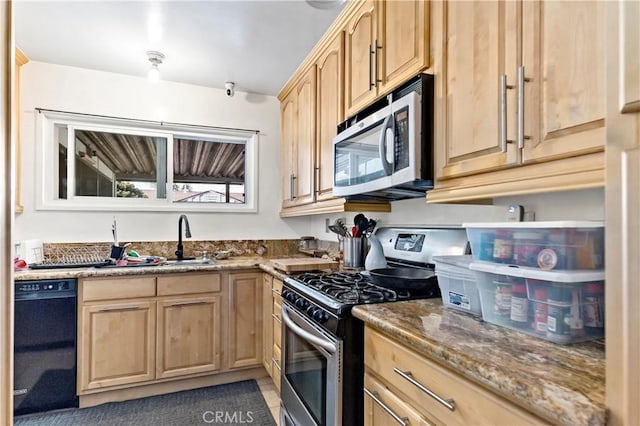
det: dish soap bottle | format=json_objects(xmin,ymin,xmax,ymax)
[{"xmin": 365, "ymin": 235, "xmax": 387, "ymax": 271}]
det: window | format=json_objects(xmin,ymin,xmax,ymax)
[{"xmin": 37, "ymin": 111, "xmax": 258, "ymax": 212}]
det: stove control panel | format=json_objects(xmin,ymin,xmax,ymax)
[{"xmin": 282, "ymin": 288, "xmax": 338, "ymax": 333}]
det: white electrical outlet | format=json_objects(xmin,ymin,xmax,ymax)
[{"xmin": 506, "ymin": 205, "xmax": 524, "ymax": 221}]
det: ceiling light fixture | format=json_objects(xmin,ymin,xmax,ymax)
[
  {"xmin": 146, "ymin": 50, "xmax": 165, "ymax": 83},
  {"xmin": 306, "ymin": 0, "xmax": 346, "ymax": 10}
]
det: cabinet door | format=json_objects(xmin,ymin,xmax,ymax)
[
  {"xmin": 378, "ymin": 0, "xmax": 429, "ymax": 93},
  {"xmin": 294, "ymin": 66, "xmax": 317, "ymax": 206},
  {"xmin": 316, "ymin": 32, "xmax": 344, "ymax": 202},
  {"xmin": 79, "ymin": 300, "xmax": 156, "ymax": 391},
  {"xmin": 156, "ymin": 295, "xmax": 221, "ymax": 379},
  {"xmin": 439, "ymin": 0, "xmax": 519, "ymax": 179},
  {"xmin": 262, "ymin": 274, "xmax": 273, "ymax": 376},
  {"xmin": 281, "ymin": 94, "xmax": 297, "ymax": 208},
  {"xmin": 345, "ymin": 0, "xmax": 377, "ymax": 117},
  {"xmin": 521, "ymin": 1, "xmax": 605, "ymax": 163},
  {"xmin": 228, "ymin": 272, "xmax": 263, "ymax": 369}
]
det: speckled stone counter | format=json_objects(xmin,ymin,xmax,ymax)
[
  {"xmin": 352, "ymin": 299, "xmax": 605, "ymax": 426},
  {"xmin": 15, "ymin": 257, "xmax": 267, "ymax": 281}
]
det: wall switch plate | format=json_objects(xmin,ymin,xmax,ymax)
[
  {"xmin": 506, "ymin": 205, "xmax": 524, "ymax": 221},
  {"xmin": 325, "ymin": 218, "xmax": 330, "ymax": 233}
]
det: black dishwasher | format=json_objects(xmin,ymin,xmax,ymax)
[{"xmin": 14, "ymin": 279, "xmax": 78, "ymax": 415}]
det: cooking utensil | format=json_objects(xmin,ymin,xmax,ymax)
[
  {"xmin": 366, "ymin": 219, "xmax": 377, "ymax": 235},
  {"xmin": 352, "ymin": 226, "xmax": 360, "ymax": 237},
  {"xmin": 335, "ymin": 218, "xmax": 350, "ymax": 237},
  {"xmin": 355, "ymin": 214, "xmax": 369, "ymax": 235},
  {"xmin": 328, "ymin": 224, "xmax": 345, "ymax": 236},
  {"xmin": 368, "ymin": 267, "xmax": 438, "ymax": 290}
]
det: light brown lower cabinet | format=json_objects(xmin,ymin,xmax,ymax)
[
  {"xmin": 78, "ymin": 271, "xmax": 262, "ymax": 396},
  {"xmin": 156, "ymin": 295, "xmax": 222, "ymax": 379},
  {"xmin": 228, "ymin": 272, "xmax": 263, "ymax": 369},
  {"xmin": 262, "ymin": 273, "xmax": 283, "ymax": 392},
  {"xmin": 80, "ymin": 299, "xmax": 156, "ymax": 391},
  {"xmin": 364, "ymin": 326, "xmax": 549, "ymax": 425},
  {"xmin": 262, "ymin": 274, "xmax": 274, "ymax": 376}
]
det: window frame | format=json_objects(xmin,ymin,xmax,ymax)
[{"xmin": 35, "ymin": 110, "xmax": 258, "ymax": 212}]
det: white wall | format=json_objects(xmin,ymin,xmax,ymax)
[
  {"xmin": 16, "ymin": 61, "xmax": 311, "ymax": 243},
  {"xmin": 309, "ymin": 188, "xmax": 605, "ymax": 240}
]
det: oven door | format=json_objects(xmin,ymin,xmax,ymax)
[{"xmin": 280, "ymin": 302, "xmax": 342, "ymax": 426}]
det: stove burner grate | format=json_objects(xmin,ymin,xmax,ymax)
[{"xmin": 293, "ymin": 272, "xmax": 412, "ymax": 304}]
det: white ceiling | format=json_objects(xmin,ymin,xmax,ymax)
[{"xmin": 14, "ymin": 0, "xmax": 345, "ymax": 96}]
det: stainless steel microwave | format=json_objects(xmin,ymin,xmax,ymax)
[{"xmin": 332, "ymin": 74, "xmax": 434, "ymax": 200}]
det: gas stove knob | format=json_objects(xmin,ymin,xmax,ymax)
[
  {"xmin": 306, "ymin": 306, "xmax": 317, "ymax": 316},
  {"xmin": 295, "ymin": 298, "xmax": 308, "ymax": 309},
  {"xmin": 312, "ymin": 310, "xmax": 328, "ymax": 323}
]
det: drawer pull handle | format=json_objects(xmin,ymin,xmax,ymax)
[
  {"xmin": 272, "ymin": 313, "xmax": 282, "ymax": 323},
  {"xmin": 96, "ymin": 306, "xmax": 143, "ymax": 313},
  {"xmin": 168, "ymin": 301, "xmax": 209, "ymax": 307},
  {"xmin": 363, "ymin": 388, "xmax": 409, "ymax": 426},
  {"xmin": 393, "ymin": 368, "xmax": 456, "ymax": 412},
  {"xmin": 271, "ymin": 358, "xmax": 281, "ymax": 370}
]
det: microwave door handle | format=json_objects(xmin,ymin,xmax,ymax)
[{"xmin": 378, "ymin": 114, "xmax": 394, "ymax": 176}]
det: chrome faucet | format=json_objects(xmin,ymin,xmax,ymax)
[{"xmin": 175, "ymin": 214, "xmax": 195, "ymax": 261}]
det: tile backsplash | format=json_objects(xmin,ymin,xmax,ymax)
[{"xmin": 41, "ymin": 239, "xmax": 302, "ymax": 263}]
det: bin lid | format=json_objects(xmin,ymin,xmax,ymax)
[
  {"xmin": 469, "ymin": 261, "xmax": 605, "ymax": 282},
  {"xmin": 462, "ymin": 220, "xmax": 604, "ymax": 229}
]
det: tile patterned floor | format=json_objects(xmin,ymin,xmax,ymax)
[{"xmin": 257, "ymin": 377, "xmax": 280, "ymax": 424}]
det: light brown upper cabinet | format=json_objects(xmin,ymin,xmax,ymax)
[
  {"xmin": 439, "ymin": 1, "xmax": 519, "ymax": 179},
  {"xmin": 281, "ymin": 66, "xmax": 317, "ymax": 208},
  {"xmin": 521, "ymin": 1, "xmax": 605, "ymax": 163},
  {"xmin": 345, "ymin": 0, "xmax": 429, "ymax": 117},
  {"xmin": 316, "ymin": 32, "xmax": 344, "ymax": 202},
  {"xmin": 430, "ymin": 0, "xmax": 605, "ymax": 202}
]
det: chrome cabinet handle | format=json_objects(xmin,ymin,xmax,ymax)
[
  {"xmin": 500, "ymin": 74, "xmax": 515, "ymax": 153},
  {"xmin": 517, "ymin": 66, "xmax": 531, "ymax": 149},
  {"xmin": 368, "ymin": 44, "xmax": 374, "ymax": 89},
  {"xmin": 289, "ymin": 174, "xmax": 296, "ymax": 201},
  {"xmin": 393, "ymin": 368, "xmax": 456, "ymax": 411},
  {"xmin": 373, "ymin": 39, "xmax": 381, "ymax": 87},
  {"xmin": 314, "ymin": 166, "xmax": 320, "ymax": 195},
  {"xmin": 363, "ymin": 388, "xmax": 409, "ymax": 426},
  {"xmin": 271, "ymin": 313, "xmax": 281, "ymax": 323}
]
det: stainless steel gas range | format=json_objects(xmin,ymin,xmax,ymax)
[{"xmin": 279, "ymin": 226, "xmax": 469, "ymax": 426}]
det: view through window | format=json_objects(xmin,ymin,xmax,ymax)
[{"xmin": 54, "ymin": 126, "xmax": 246, "ymax": 205}]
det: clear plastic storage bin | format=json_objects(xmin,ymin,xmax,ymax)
[
  {"xmin": 463, "ymin": 221, "xmax": 604, "ymax": 271},
  {"xmin": 470, "ymin": 261, "xmax": 605, "ymax": 344},
  {"xmin": 433, "ymin": 255, "xmax": 481, "ymax": 317}
]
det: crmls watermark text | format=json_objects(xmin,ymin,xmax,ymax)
[{"xmin": 202, "ymin": 411, "xmax": 255, "ymax": 424}]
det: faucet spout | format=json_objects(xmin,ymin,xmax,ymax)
[{"xmin": 175, "ymin": 214, "xmax": 194, "ymax": 260}]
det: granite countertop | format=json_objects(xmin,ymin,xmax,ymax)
[
  {"xmin": 14, "ymin": 257, "xmax": 271, "ymax": 281},
  {"xmin": 352, "ymin": 300, "xmax": 605, "ymax": 426}
]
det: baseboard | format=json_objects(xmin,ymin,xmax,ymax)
[{"xmin": 79, "ymin": 367, "xmax": 268, "ymax": 408}]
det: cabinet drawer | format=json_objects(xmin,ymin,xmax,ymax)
[
  {"xmin": 365, "ymin": 373, "xmax": 433, "ymax": 426},
  {"xmin": 273, "ymin": 297, "xmax": 282, "ymax": 321},
  {"xmin": 272, "ymin": 278, "xmax": 283, "ymax": 294},
  {"xmin": 273, "ymin": 314, "xmax": 282, "ymax": 351},
  {"xmin": 365, "ymin": 328, "xmax": 547, "ymax": 425},
  {"xmin": 272, "ymin": 356, "xmax": 281, "ymax": 393},
  {"xmin": 82, "ymin": 277, "xmax": 156, "ymax": 301},
  {"xmin": 157, "ymin": 273, "xmax": 221, "ymax": 296}
]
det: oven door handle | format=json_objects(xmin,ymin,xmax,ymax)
[{"xmin": 281, "ymin": 306, "xmax": 337, "ymax": 354}]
